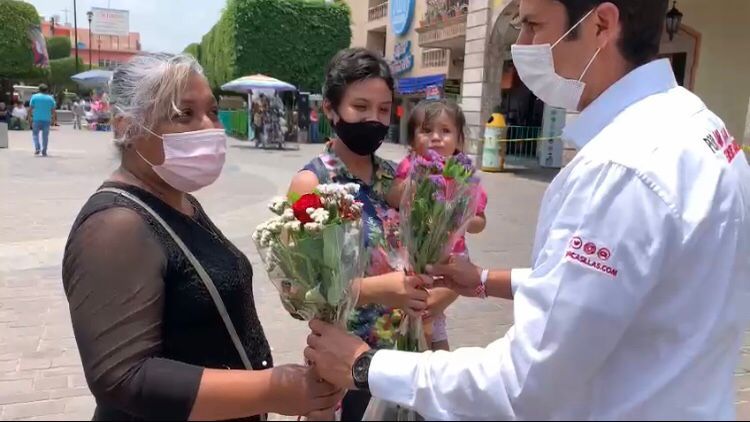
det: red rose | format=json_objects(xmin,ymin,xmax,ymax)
[{"xmin": 292, "ymin": 193, "xmax": 324, "ymax": 224}]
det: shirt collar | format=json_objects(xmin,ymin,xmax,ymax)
[
  {"xmin": 562, "ymin": 59, "xmax": 678, "ymax": 149},
  {"xmin": 323, "ymin": 142, "xmax": 393, "ymax": 186}
]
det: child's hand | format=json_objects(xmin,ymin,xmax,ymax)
[
  {"xmin": 467, "ymin": 213, "xmax": 487, "ymax": 234},
  {"xmin": 386, "ymin": 178, "xmax": 407, "ymax": 210},
  {"xmin": 423, "ymin": 287, "xmax": 460, "ymax": 320}
]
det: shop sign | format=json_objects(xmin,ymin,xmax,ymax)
[
  {"xmin": 425, "ymin": 85, "xmax": 441, "ymax": 100},
  {"xmin": 391, "ymin": 0, "xmax": 416, "ymax": 36},
  {"xmin": 391, "ymin": 40, "xmax": 414, "ymax": 76}
]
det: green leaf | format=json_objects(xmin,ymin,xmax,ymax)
[{"xmin": 288, "ymin": 191, "xmax": 301, "ymax": 204}]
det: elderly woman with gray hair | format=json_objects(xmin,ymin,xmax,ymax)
[{"xmin": 62, "ymin": 53, "xmax": 341, "ymax": 421}]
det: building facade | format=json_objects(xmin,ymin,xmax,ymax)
[
  {"xmin": 346, "ymin": 0, "xmax": 750, "ymax": 167},
  {"xmin": 41, "ymin": 17, "xmax": 141, "ymax": 70}
]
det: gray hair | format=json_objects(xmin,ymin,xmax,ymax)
[{"xmin": 110, "ymin": 52, "xmax": 205, "ymax": 149}]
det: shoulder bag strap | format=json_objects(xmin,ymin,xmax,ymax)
[{"xmin": 97, "ymin": 187, "xmax": 254, "ymax": 371}]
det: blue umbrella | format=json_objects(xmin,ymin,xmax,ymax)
[
  {"xmin": 221, "ymin": 74, "xmax": 296, "ymax": 93},
  {"xmin": 71, "ymin": 70, "xmax": 114, "ymax": 88}
]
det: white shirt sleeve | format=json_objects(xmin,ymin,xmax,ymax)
[
  {"xmin": 510, "ymin": 267, "xmax": 531, "ymax": 296},
  {"xmin": 369, "ymin": 162, "xmax": 679, "ymax": 420}
]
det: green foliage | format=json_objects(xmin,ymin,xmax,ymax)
[
  {"xmin": 46, "ymin": 36, "xmax": 71, "ymax": 60},
  {"xmin": 192, "ymin": 0, "xmax": 351, "ymax": 93},
  {"xmin": 183, "ymin": 42, "xmax": 202, "ymax": 62},
  {"xmin": 48, "ymin": 57, "xmax": 83, "ymax": 92},
  {"xmin": 24, "ymin": 56, "xmax": 84, "ymax": 94},
  {"xmin": 200, "ymin": 9, "xmax": 237, "ymax": 89},
  {"xmin": 0, "ymin": 0, "xmax": 41, "ymax": 78}
]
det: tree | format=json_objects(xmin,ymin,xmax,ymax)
[
  {"xmin": 0, "ymin": 0, "xmax": 42, "ymax": 103},
  {"xmin": 48, "ymin": 57, "xmax": 84, "ymax": 93},
  {"xmin": 189, "ymin": 0, "xmax": 351, "ymax": 93},
  {"xmin": 184, "ymin": 43, "xmax": 202, "ymax": 63},
  {"xmin": 47, "ymin": 36, "xmax": 72, "ymax": 60},
  {"xmin": 0, "ymin": 0, "xmax": 40, "ymax": 78}
]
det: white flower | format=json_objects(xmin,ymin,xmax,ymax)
[
  {"xmin": 306, "ymin": 207, "xmax": 316, "ymax": 215},
  {"xmin": 345, "ymin": 183, "xmax": 360, "ymax": 195},
  {"xmin": 309, "ymin": 208, "xmax": 330, "ymax": 224},
  {"xmin": 269, "ymin": 196, "xmax": 288, "ymax": 215},
  {"xmin": 284, "ymin": 221, "xmax": 302, "ymax": 232},
  {"xmin": 282, "ymin": 208, "xmax": 295, "ymax": 221},
  {"xmin": 304, "ymin": 222, "xmax": 322, "ymax": 232}
]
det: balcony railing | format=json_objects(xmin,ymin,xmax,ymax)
[
  {"xmin": 422, "ymin": 0, "xmax": 468, "ymax": 26},
  {"xmin": 417, "ymin": 17, "xmax": 467, "ymax": 48},
  {"xmin": 422, "ymin": 49, "xmax": 448, "ymax": 68},
  {"xmin": 417, "ymin": 0, "xmax": 469, "ymax": 49},
  {"xmin": 368, "ymin": 2, "xmax": 388, "ymax": 22}
]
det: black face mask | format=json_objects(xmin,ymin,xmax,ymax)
[{"xmin": 334, "ymin": 117, "xmax": 389, "ymax": 156}]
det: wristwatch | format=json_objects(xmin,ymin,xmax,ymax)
[
  {"xmin": 352, "ymin": 349, "xmax": 377, "ymax": 391},
  {"xmin": 475, "ymin": 268, "xmax": 489, "ymax": 299}
]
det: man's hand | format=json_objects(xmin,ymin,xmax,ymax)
[
  {"xmin": 427, "ymin": 255, "xmax": 483, "ymax": 297},
  {"xmin": 268, "ymin": 364, "xmax": 343, "ymax": 416},
  {"xmin": 304, "ymin": 320, "xmax": 371, "ymax": 390}
]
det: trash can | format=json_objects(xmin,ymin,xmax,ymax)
[
  {"xmin": 0, "ymin": 122, "xmax": 8, "ymax": 149},
  {"xmin": 481, "ymin": 112, "xmax": 507, "ymax": 172}
]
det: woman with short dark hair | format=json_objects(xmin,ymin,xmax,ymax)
[{"xmin": 290, "ymin": 48, "xmax": 428, "ymax": 420}]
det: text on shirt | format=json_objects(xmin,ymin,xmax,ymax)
[{"xmin": 566, "ymin": 236, "xmax": 618, "ymax": 277}]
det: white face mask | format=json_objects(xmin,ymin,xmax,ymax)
[
  {"xmin": 137, "ymin": 127, "xmax": 227, "ymax": 193},
  {"xmin": 511, "ymin": 9, "xmax": 601, "ymax": 111}
]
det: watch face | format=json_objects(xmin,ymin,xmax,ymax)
[
  {"xmin": 352, "ymin": 353, "xmax": 372, "ymax": 388},
  {"xmin": 353, "ymin": 353, "xmax": 372, "ymax": 385}
]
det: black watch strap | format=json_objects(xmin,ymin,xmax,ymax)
[{"xmin": 352, "ymin": 349, "xmax": 377, "ymax": 391}]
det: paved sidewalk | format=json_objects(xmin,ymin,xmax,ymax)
[{"xmin": 0, "ymin": 126, "xmax": 748, "ymax": 420}]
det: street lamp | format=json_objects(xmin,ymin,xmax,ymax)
[
  {"xmin": 86, "ymin": 10, "xmax": 93, "ymax": 69},
  {"xmin": 666, "ymin": 1, "xmax": 683, "ymax": 42},
  {"xmin": 50, "ymin": 16, "xmax": 56, "ymax": 36}
]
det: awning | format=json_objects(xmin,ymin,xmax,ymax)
[{"xmin": 397, "ymin": 74, "xmax": 446, "ymax": 96}]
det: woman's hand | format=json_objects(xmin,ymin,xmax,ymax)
[
  {"xmin": 268, "ymin": 364, "xmax": 343, "ymax": 417},
  {"xmin": 356, "ymin": 271, "xmax": 430, "ymax": 316}
]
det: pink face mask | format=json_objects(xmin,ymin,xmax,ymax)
[{"xmin": 138, "ymin": 127, "xmax": 227, "ymax": 193}]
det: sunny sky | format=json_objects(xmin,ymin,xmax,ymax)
[{"xmin": 27, "ymin": 0, "xmax": 226, "ymax": 53}]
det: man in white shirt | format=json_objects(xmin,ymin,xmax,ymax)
[{"xmin": 304, "ymin": 0, "xmax": 750, "ymax": 420}]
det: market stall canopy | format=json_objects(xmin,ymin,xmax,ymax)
[
  {"xmin": 71, "ymin": 70, "xmax": 114, "ymax": 89},
  {"xmin": 221, "ymin": 74, "xmax": 296, "ymax": 93}
]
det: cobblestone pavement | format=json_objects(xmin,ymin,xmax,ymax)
[{"xmin": 0, "ymin": 126, "xmax": 748, "ymax": 420}]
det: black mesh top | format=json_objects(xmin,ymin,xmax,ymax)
[{"xmin": 62, "ymin": 181, "xmax": 272, "ymax": 421}]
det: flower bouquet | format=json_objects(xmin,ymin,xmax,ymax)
[
  {"xmin": 253, "ymin": 183, "xmax": 366, "ymax": 326},
  {"xmin": 400, "ymin": 150, "xmax": 480, "ymax": 275},
  {"xmin": 363, "ymin": 152, "xmax": 480, "ymax": 422},
  {"xmin": 394, "ymin": 150, "xmax": 480, "ymax": 352}
]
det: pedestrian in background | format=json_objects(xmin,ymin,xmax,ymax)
[
  {"xmin": 10, "ymin": 101, "xmax": 29, "ymax": 130},
  {"xmin": 309, "ymin": 104, "xmax": 319, "ymax": 143},
  {"xmin": 29, "ymin": 84, "xmax": 56, "ymax": 157},
  {"xmin": 72, "ymin": 99, "xmax": 84, "ymax": 130}
]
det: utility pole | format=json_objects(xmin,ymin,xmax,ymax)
[
  {"xmin": 61, "ymin": 8, "xmax": 70, "ymax": 25},
  {"xmin": 73, "ymin": 0, "xmax": 79, "ymax": 73}
]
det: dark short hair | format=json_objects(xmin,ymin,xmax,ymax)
[
  {"xmin": 323, "ymin": 48, "xmax": 395, "ymax": 111},
  {"xmin": 38, "ymin": 84, "xmax": 49, "ymax": 93},
  {"xmin": 407, "ymin": 99, "xmax": 467, "ymax": 148},
  {"xmin": 556, "ymin": 0, "xmax": 668, "ymax": 67}
]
